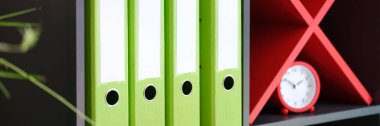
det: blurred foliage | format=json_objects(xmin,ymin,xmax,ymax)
[
  {"xmin": 0, "ymin": 7, "xmax": 42, "ymax": 99},
  {"xmin": 0, "ymin": 7, "xmax": 96, "ymax": 125},
  {"xmin": 0, "ymin": 8, "xmax": 42, "ymax": 53}
]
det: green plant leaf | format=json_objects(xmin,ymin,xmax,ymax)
[
  {"xmin": 0, "ymin": 7, "xmax": 42, "ymax": 54},
  {"xmin": 0, "ymin": 58, "xmax": 96, "ymax": 125},
  {"xmin": 0, "ymin": 80, "xmax": 11, "ymax": 100},
  {"xmin": 19, "ymin": 24, "xmax": 41, "ymax": 53},
  {"xmin": 0, "ymin": 24, "xmax": 42, "ymax": 53},
  {"xmin": 0, "ymin": 21, "xmax": 38, "ymax": 28},
  {"xmin": 0, "ymin": 8, "xmax": 39, "ymax": 21},
  {"xmin": 0, "ymin": 70, "xmax": 46, "ymax": 82}
]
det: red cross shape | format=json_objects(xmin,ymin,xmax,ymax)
[{"xmin": 249, "ymin": 0, "xmax": 372, "ymax": 124}]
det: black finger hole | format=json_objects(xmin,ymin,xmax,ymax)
[
  {"xmin": 223, "ymin": 76, "xmax": 234, "ymax": 91},
  {"xmin": 182, "ymin": 81, "xmax": 193, "ymax": 96},
  {"xmin": 144, "ymin": 85, "xmax": 157, "ymax": 101},
  {"xmin": 105, "ymin": 89, "xmax": 119, "ymax": 106}
]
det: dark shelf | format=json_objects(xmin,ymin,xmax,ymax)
[{"xmin": 253, "ymin": 104, "xmax": 380, "ymax": 126}]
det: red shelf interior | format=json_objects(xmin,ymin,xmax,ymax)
[{"xmin": 249, "ymin": 0, "xmax": 373, "ymax": 124}]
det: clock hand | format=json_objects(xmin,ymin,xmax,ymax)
[
  {"xmin": 284, "ymin": 79, "xmax": 296, "ymax": 89},
  {"xmin": 296, "ymin": 80, "xmax": 304, "ymax": 86},
  {"xmin": 284, "ymin": 79, "xmax": 296, "ymax": 86}
]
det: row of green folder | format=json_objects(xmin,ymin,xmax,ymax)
[{"xmin": 85, "ymin": 0, "xmax": 241, "ymax": 126}]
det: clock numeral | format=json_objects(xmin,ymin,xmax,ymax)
[
  {"xmin": 308, "ymin": 84, "xmax": 312, "ymax": 88},
  {"xmin": 292, "ymin": 68, "xmax": 296, "ymax": 72},
  {"xmin": 306, "ymin": 92, "xmax": 311, "ymax": 96}
]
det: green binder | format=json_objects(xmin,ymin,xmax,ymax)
[
  {"xmin": 128, "ymin": 0, "xmax": 165, "ymax": 125},
  {"xmin": 165, "ymin": 0, "xmax": 199, "ymax": 125},
  {"xmin": 200, "ymin": 0, "xmax": 242, "ymax": 125},
  {"xmin": 85, "ymin": 0, "xmax": 129, "ymax": 126}
]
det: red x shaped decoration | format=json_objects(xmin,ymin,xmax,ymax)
[{"xmin": 250, "ymin": 0, "xmax": 372, "ymax": 124}]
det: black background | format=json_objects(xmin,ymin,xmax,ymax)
[
  {"xmin": 318, "ymin": 0, "xmax": 380, "ymax": 124},
  {"xmin": 321, "ymin": 0, "xmax": 380, "ymax": 104},
  {"xmin": 0, "ymin": 0, "xmax": 76, "ymax": 126}
]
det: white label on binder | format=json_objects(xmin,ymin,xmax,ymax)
[
  {"xmin": 100, "ymin": 0, "xmax": 126, "ymax": 83},
  {"xmin": 176, "ymin": 0, "xmax": 197, "ymax": 74},
  {"xmin": 138, "ymin": 0, "xmax": 161, "ymax": 80},
  {"xmin": 218, "ymin": 0, "xmax": 239, "ymax": 71}
]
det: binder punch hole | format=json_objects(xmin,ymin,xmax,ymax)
[
  {"xmin": 144, "ymin": 84, "xmax": 157, "ymax": 101},
  {"xmin": 181, "ymin": 80, "xmax": 193, "ymax": 96},
  {"xmin": 223, "ymin": 76, "xmax": 234, "ymax": 91},
  {"xmin": 105, "ymin": 89, "xmax": 119, "ymax": 106}
]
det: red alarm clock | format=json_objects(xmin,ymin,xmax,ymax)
[{"xmin": 272, "ymin": 61, "xmax": 320, "ymax": 115}]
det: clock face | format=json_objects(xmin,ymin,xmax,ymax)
[{"xmin": 279, "ymin": 64, "xmax": 318, "ymax": 109}]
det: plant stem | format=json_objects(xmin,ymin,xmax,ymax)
[
  {"xmin": 0, "ymin": 80, "xmax": 11, "ymax": 99},
  {"xmin": 0, "ymin": 70, "xmax": 46, "ymax": 82},
  {"xmin": 0, "ymin": 8, "xmax": 39, "ymax": 21},
  {"xmin": 0, "ymin": 21, "xmax": 37, "ymax": 28},
  {"xmin": 0, "ymin": 58, "xmax": 96, "ymax": 126}
]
